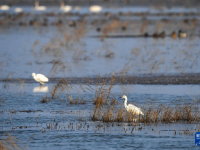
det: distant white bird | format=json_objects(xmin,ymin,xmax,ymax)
[
  {"xmin": 34, "ymin": 1, "xmax": 46, "ymax": 11},
  {"xmin": 120, "ymin": 95, "xmax": 144, "ymax": 115},
  {"xmin": 89, "ymin": 5, "xmax": 102, "ymax": 13},
  {"xmin": 0, "ymin": 5, "xmax": 10, "ymax": 11},
  {"xmin": 178, "ymin": 30, "xmax": 187, "ymax": 38},
  {"xmin": 32, "ymin": 73, "xmax": 49, "ymax": 84},
  {"xmin": 15, "ymin": 7, "xmax": 23, "ymax": 13},
  {"xmin": 60, "ymin": 2, "xmax": 72, "ymax": 12}
]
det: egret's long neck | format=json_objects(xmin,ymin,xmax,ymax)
[
  {"xmin": 33, "ymin": 74, "xmax": 36, "ymax": 80},
  {"xmin": 124, "ymin": 97, "xmax": 127, "ymax": 108},
  {"xmin": 60, "ymin": 2, "xmax": 64, "ymax": 7},
  {"xmin": 35, "ymin": 2, "xmax": 39, "ymax": 7}
]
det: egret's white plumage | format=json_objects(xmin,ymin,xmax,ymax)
[
  {"xmin": 0, "ymin": 5, "xmax": 10, "ymax": 11},
  {"xmin": 32, "ymin": 73, "xmax": 48, "ymax": 84},
  {"xmin": 34, "ymin": 1, "xmax": 46, "ymax": 11},
  {"xmin": 178, "ymin": 30, "xmax": 187, "ymax": 38},
  {"xmin": 121, "ymin": 95, "xmax": 144, "ymax": 115},
  {"xmin": 15, "ymin": 7, "xmax": 23, "ymax": 13},
  {"xmin": 60, "ymin": 2, "xmax": 72, "ymax": 12},
  {"xmin": 89, "ymin": 5, "xmax": 102, "ymax": 13}
]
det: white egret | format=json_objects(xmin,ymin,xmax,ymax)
[
  {"xmin": 32, "ymin": 73, "xmax": 49, "ymax": 84},
  {"xmin": 89, "ymin": 5, "xmax": 102, "ymax": 13},
  {"xmin": 178, "ymin": 30, "xmax": 187, "ymax": 38},
  {"xmin": 15, "ymin": 7, "xmax": 23, "ymax": 13},
  {"xmin": 0, "ymin": 5, "xmax": 10, "ymax": 11},
  {"xmin": 120, "ymin": 95, "xmax": 144, "ymax": 115},
  {"xmin": 34, "ymin": 1, "xmax": 46, "ymax": 11},
  {"xmin": 60, "ymin": 2, "xmax": 72, "ymax": 12}
]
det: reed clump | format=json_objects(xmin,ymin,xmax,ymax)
[
  {"xmin": 0, "ymin": 135, "xmax": 20, "ymax": 150},
  {"xmin": 92, "ymin": 74, "xmax": 116, "ymax": 121},
  {"xmin": 102, "ymin": 106, "xmax": 114, "ymax": 122},
  {"xmin": 93, "ymin": 74, "xmax": 116, "ymax": 105},
  {"xmin": 69, "ymin": 95, "xmax": 86, "ymax": 105},
  {"xmin": 114, "ymin": 107, "xmax": 124, "ymax": 122},
  {"xmin": 51, "ymin": 79, "xmax": 72, "ymax": 99},
  {"xmin": 91, "ymin": 104, "xmax": 103, "ymax": 121},
  {"xmin": 141, "ymin": 102, "xmax": 198, "ymax": 124},
  {"xmin": 41, "ymin": 96, "xmax": 50, "ymax": 103},
  {"xmin": 0, "ymin": 134, "xmax": 33, "ymax": 150},
  {"xmin": 91, "ymin": 99, "xmax": 199, "ymax": 123}
]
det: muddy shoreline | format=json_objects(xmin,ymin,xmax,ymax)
[{"xmin": 1, "ymin": 73, "xmax": 200, "ymax": 85}]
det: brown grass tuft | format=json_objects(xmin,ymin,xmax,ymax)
[
  {"xmin": 51, "ymin": 79, "xmax": 72, "ymax": 99},
  {"xmin": 0, "ymin": 134, "xmax": 33, "ymax": 150},
  {"xmin": 101, "ymin": 20, "xmax": 128, "ymax": 40},
  {"xmin": 41, "ymin": 96, "xmax": 49, "ymax": 103}
]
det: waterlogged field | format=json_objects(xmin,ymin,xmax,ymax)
[
  {"xmin": 0, "ymin": 3, "xmax": 200, "ymax": 150},
  {"xmin": 0, "ymin": 82, "xmax": 200, "ymax": 149}
]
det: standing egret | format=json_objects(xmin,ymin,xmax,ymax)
[
  {"xmin": 34, "ymin": 1, "xmax": 46, "ymax": 11},
  {"xmin": 89, "ymin": 5, "xmax": 102, "ymax": 13},
  {"xmin": 15, "ymin": 7, "xmax": 23, "ymax": 13},
  {"xmin": 60, "ymin": 2, "xmax": 72, "ymax": 12},
  {"xmin": 32, "ymin": 73, "xmax": 49, "ymax": 85},
  {"xmin": 178, "ymin": 30, "xmax": 187, "ymax": 38},
  {"xmin": 120, "ymin": 95, "xmax": 144, "ymax": 115},
  {"xmin": 0, "ymin": 5, "xmax": 10, "ymax": 11}
]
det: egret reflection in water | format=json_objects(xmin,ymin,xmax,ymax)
[{"xmin": 33, "ymin": 86, "xmax": 48, "ymax": 93}]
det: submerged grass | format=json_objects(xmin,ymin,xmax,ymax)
[
  {"xmin": 69, "ymin": 95, "xmax": 86, "ymax": 105},
  {"xmin": 41, "ymin": 96, "xmax": 50, "ymax": 103}
]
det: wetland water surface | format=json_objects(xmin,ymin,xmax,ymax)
[
  {"xmin": 0, "ymin": 3, "xmax": 200, "ymax": 150},
  {"xmin": 0, "ymin": 83, "xmax": 200, "ymax": 149}
]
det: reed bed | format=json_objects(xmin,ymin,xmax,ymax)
[
  {"xmin": 91, "ymin": 98, "xmax": 200, "ymax": 123},
  {"xmin": 93, "ymin": 74, "xmax": 116, "ymax": 105}
]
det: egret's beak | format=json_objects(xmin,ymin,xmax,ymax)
[{"xmin": 119, "ymin": 97, "xmax": 122, "ymax": 99}]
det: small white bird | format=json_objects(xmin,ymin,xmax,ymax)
[
  {"xmin": 14, "ymin": 7, "xmax": 23, "ymax": 13},
  {"xmin": 0, "ymin": 5, "xmax": 10, "ymax": 11},
  {"xmin": 34, "ymin": 1, "xmax": 46, "ymax": 11},
  {"xmin": 120, "ymin": 95, "xmax": 144, "ymax": 115},
  {"xmin": 32, "ymin": 73, "xmax": 49, "ymax": 85},
  {"xmin": 178, "ymin": 30, "xmax": 187, "ymax": 38},
  {"xmin": 60, "ymin": 2, "xmax": 72, "ymax": 12},
  {"xmin": 89, "ymin": 5, "xmax": 102, "ymax": 13}
]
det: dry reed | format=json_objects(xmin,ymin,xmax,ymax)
[
  {"xmin": 91, "ymin": 98, "xmax": 200, "ymax": 124},
  {"xmin": 0, "ymin": 134, "xmax": 33, "ymax": 150}
]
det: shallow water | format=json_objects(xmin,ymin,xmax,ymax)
[
  {"xmin": 0, "ymin": 83, "xmax": 200, "ymax": 149},
  {"xmin": 0, "ymin": 5, "xmax": 200, "ymax": 149},
  {"xmin": 0, "ymin": 27, "xmax": 200, "ymax": 78}
]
